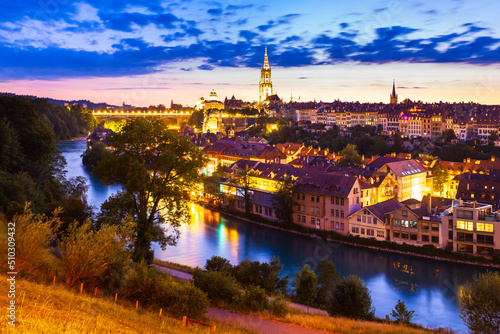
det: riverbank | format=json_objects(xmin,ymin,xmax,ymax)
[{"xmin": 200, "ymin": 202, "xmax": 500, "ymax": 269}]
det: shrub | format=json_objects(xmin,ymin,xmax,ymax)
[
  {"xmin": 121, "ymin": 262, "xmax": 208, "ymax": 319},
  {"xmin": 192, "ymin": 267, "xmax": 242, "ymax": 307},
  {"xmin": 240, "ymin": 284, "xmax": 269, "ymax": 312},
  {"xmin": 459, "ymin": 271, "xmax": 500, "ymax": 334},
  {"xmin": 269, "ymin": 294, "xmax": 290, "ymax": 317},
  {"xmin": 204, "ymin": 255, "xmax": 232, "ymax": 272},
  {"xmin": 58, "ymin": 219, "xmax": 134, "ymax": 288},
  {"xmin": 0, "ymin": 204, "xmax": 55, "ymax": 280},
  {"xmin": 233, "ymin": 257, "xmax": 289, "ymax": 295},
  {"xmin": 327, "ymin": 275, "xmax": 374, "ymax": 320}
]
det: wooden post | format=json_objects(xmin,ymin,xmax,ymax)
[
  {"xmin": 94, "ymin": 287, "xmax": 98, "ymax": 297},
  {"xmin": 80, "ymin": 283, "xmax": 83, "ymax": 294},
  {"xmin": 135, "ymin": 300, "xmax": 138, "ymax": 310},
  {"xmin": 114, "ymin": 293, "xmax": 117, "ymax": 303},
  {"xmin": 159, "ymin": 309, "xmax": 162, "ymax": 318},
  {"xmin": 182, "ymin": 316, "xmax": 187, "ymax": 327},
  {"xmin": 52, "ymin": 276, "xmax": 56, "ymax": 286},
  {"xmin": 211, "ymin": 325, "xmax": 216, "ymax": 333}
]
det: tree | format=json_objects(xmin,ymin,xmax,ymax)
[
  {"xmin": 459, "ymin": 271, "xmax": 500, "ymax": 334},
  {"xmin": 431, "ymin": 166, "xmax": 449, "ymax": 196},
  {"xmin": 272, "ymin": 175, "xmax": 297, "ymax": 225},
  {"xmin": 94, "ymin": 118, "xmax": 206, "ymax": 263},
  {"xmin": 314, "ymin": 258, "xmax": 341, "ymax": 307},
  {"xmin": 203, "ymin": 164, "xmax": 226, "ymax": 205},
  {"xmin": 391, "ymin": 299, "xmax": 416, "ymax": 324},
  {"xmin": 443, "ymin": 129, "xmax": 457, "ymax": 142},
  {"xmin": 327, "ymin": 275, "xmax": 374, "ymax": 320},
  {"xmin": 292, "ymin": 264, "xmax": 318, "ymax": 313},
  {"xmin": 229, "ymin": 164, "xmax": 258, "ymax": 214},
  {"xmin": 337, "ymin": 143, "xmax": 364, "ymax": 167}
]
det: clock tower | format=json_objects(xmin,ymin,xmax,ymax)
[{"xmin": 259, "ymin": 47, "xmax": 273, "ymax": 103}]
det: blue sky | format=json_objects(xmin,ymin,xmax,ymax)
[{"xmin": 1, "ymin": 0, "xmax": 500, "ymax": 106}]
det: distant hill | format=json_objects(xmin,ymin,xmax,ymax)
[{"xmin": 1, "ymin": 92, "xmax": 122, "ymax": 110}]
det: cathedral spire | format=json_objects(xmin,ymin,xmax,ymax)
[
  {"xmin": 263, "ymin": 46, "xmax": 270, "ymax": 69},
  {"xmin": 390, "ymin": 79, "xmax": 398, "ymax": 104}
]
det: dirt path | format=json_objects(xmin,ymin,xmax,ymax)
[
  {"xmin": 153, "ymin": 263, "xmax": 330, "ymax": 333},
  {"xmin": 207, "ymin": 308, "xmax": 328, "ymax": 334}
]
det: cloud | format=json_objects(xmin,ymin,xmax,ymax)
[
  {"xmin": 207, "ymin": 8, "xmax": 223, "ymax": 16},
  {"xmin": 198, "ymin": 64, "xmax": 214, "ymax": 70}
]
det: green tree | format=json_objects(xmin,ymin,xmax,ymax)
[
  {"xmin": 431, "ymin": 166, "xmax": 449, "ymax": 196},
  {"xmin": 292, "ymin": 264, "xmax": 318, "ymax": 313},
  {"xmin": 337, "ymin": 143, "xmax": 364, "ymax": 167},
  {"xmin": 82, "ymin": 141, "xmax": 110, "ymax": 169},
  {"xmin": 205, "ymin": 255, "xmax": 232, "ymax": 272},
  {"xmin": 186, "ymin": 109, "xmax": 204, "ymax": 129},
  {"xmin": 203, "ymin": 164, "xmax": 226, "ymax": 205},
  {"xmin": 440, "ymin": 142, "xmax": 475, "ymax": 162},
  {"xmin": 327, "ymin": 275, "xmax": 374, "ymax": 320},
  {"xmin": 229, "ymin": 165, "xmax": 258, "ymax": 214},
  {"xmin": 443, "ymin": 129, "xmax": 457, "ymax": 142},
  {"xmin": 459, "ymin": 271, "xmax": 500, "ymax": 334},
  {"xmin": 391, "ymin": 299, "xmax": 416, "ymax": 324},
  {"xmin": 272, "ymin": 175, "xmax": 297, "ymax": 225},
  {"xmin": 94, "ymin": 118, "xmax": 206, "ymax": 263},
  {"xmin": 314, "ymin": 258, "xmax": 341, "ymax": 307}
]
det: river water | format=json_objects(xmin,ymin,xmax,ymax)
[{"xmin": 59, "ymin": 139, "xmax": 495, "ymax": 333}]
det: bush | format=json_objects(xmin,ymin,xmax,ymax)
[
  {"xmin": 459, "ymin": 271, "xmax": 500, "ymax": 334},
  {"xmin": 58, "ymin": 219, "xmax": 134, "ymax": 288},
  {"xmin": 327, "ymin": 275, "xmax": 374, "ymax": 320},
  {"xmin": 192, "ymin": 267, "xmax": 242, "ymax": 307},
  {"xmin": 121, "ymin": 262, "xmax": 208, "ymax": 319},
  {"xmin": 0, "ymin": 204, "xmax": 55, "ymax": 281},
  {"xmin": 204, "ymin": 255, "xmax": 232, "ymax": 272},
  {"xmin": 269, "ymin": 294, "xmax": 290, "ymax": 317},
  {"xmin": 240, "ymin": 284, "xmax": 269, "ymax": 312},
  {"xmin": 233, "ymin": 257, "xmax": 289, "ymax": 295}
]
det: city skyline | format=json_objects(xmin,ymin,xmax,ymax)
[{"xmin": 2, "ymin": 0, "xmax": 500, "ymax": 107}]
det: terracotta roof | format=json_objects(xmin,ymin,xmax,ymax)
[
  {"xmin": 352, "ymin": 198, "xmax": 403, "ymax": 222},
  {"xmin": 367, "ymin": 156, "xmax": 405, "ymax": 170},
  {"xmin": 384, "ymin": 159, "xmax": 427, "ymax": 177}
]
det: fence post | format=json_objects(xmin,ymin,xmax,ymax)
[
  {"xmin": 80, "ymin": 283, "xmax": 83, "ymax": 295},
  {"xmin": 159, "ymin": 309, "xmax": 162, "ymax": 319},
  {"xmin": 114, "ymin": 293, "xmax": 117, "ymax": 303},
  {"xmin": 135, "ymin": 301, "xmax": 138, "ymax": 310},
  {"xmin": 182, "ymin": 316, "xmax": 187, "ymax": 327},
  {"xmin": 53, "ymin": 276, "xmax": 56, "ymax": 286}
]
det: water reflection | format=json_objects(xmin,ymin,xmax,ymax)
[{"xmin": 154, "ymin": 204, "xmax": 496, "ymax": 333}]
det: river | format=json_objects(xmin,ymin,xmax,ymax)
[{"xmin": 59, "ymin": 139, "xmax": 495, "ymax": 333}]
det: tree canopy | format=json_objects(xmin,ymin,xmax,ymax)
[
  {"xmin": 94, "ymin": 118, "xmax": 206, "ymax": 263},
  {"xmin": 337, "ymin": 143, "xmax": 364, "ymax": 167}
]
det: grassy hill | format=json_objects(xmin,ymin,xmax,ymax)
[{"xmin": 0, "ymin": 275, "xmax": 256, "ymax": 334}]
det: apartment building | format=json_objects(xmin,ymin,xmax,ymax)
[{"xmin": 443, "ymin": 201, "xmax": 500, "ymax": 256}]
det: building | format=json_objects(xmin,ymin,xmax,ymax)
[
  {"xmin": 376, "ymin": 159, "xmax": 429, "ymax": 201},
  {"xmin": 259, "ymin": 47, "xmax": 273, "ymax": 103},
  {"xmin": 349, "ymin": 198, "xmax": 403, "ymax": 241},
  {"xmin": 390, "ymin": 80, "xmax": 398, "ymax": 104},
  {"xmin": 443, "ymin": 200, "xmax": 500, "ymax": 256}
]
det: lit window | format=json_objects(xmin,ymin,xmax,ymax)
[
  {"xmin": 457, "ymin": 220, "xmax": 474, "ymax": 231},
  {"xmin": 477, "ymin": 223, "xmax": 494, "ymax": 233}
]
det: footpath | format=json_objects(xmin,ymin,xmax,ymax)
[{"xmin": 153, "ymin": 264, "xmax": 329, "ymax": 334}]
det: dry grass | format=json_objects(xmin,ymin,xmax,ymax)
[
  {"xmin": 281, "ymin": 313, "xmax": 434, "ymax": 334},
  {"xmin": 0, "ymin": 275, "xmax": 257, "ymax": 334},
  {"xmin": 153, "ymin": 258, "xmax": 196, "ymax": 274}
]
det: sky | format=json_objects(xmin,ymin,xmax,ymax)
[{"xmin": 1, "ymin": 0, "xmax": 500, "ymax": 107}]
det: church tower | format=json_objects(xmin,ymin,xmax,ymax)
[
  {"xmin": 390, "ymin": 80, "xmax": 398, "ymax": 104},
  {"xmin": 259, "ymin": 47, "xmax": 273, "ymax": 103}
]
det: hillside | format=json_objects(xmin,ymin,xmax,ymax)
[{"xmin": 0, "ymin": 275, "xmax": 255, "ymax": 334}]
